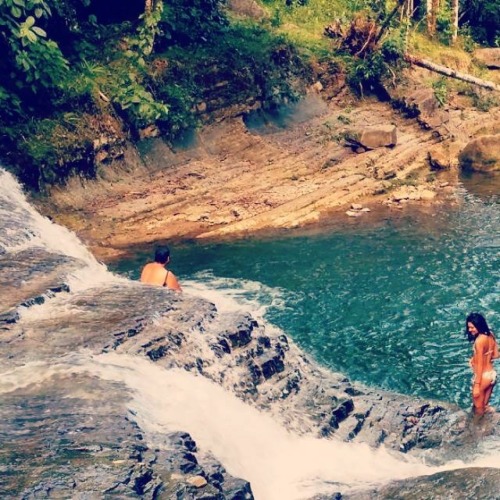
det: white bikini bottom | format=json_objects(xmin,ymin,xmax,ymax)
[
  {"xmin": 484, "ymin": 370, "xmax": 497, "ymax": 384},
  {"xmin": 472, "ymin": 370, "xmax": 497, "ymax": 385}
]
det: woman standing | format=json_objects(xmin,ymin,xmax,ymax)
[{"xmin": 466, "ymin": 312, "xmax": 498, "ymax": 416}]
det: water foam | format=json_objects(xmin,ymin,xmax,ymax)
[
  {"xmin": 0, "ymin": 353, "xmax": 426, "ymax": 499},
  {"xmin": 1, "ymin": 352, "xmax": 498, "ymax": 500},
  {"xmin": 0, "ymin": 168, "xmax": 121, "ymax": 292},
  {"xmin": 183, "ymin": 271, "xmax": 288, "ymax": 336}
]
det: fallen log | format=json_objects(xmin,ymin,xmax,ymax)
[{"xmin": 404, "ymin": 53, "xmax": 500, "ymax": 91}]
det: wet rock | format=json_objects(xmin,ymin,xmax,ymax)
[
  {"xmin": 260, "ymin": 354, "xmax": 286, "ymax": 379},
  {"xmin": 349, "ymin": 467, "xmax": 500, "ymax": 499},
  {"xmin": 187, "ymin": 475, "xmax": 208, "ymax": 488},
  {"xmin": 222, "ymin": 314, "xmax": 257, "ymax": 348},
  {"xmin": 0, "ymin": 248, "xmax": 77, "ymax": 314},
  {"xmin": 212, "ymin": 337, "xmax": 232, "ymax": 356},
  {"xmin": 223, "ymin": 476, "xmax": 254, "ymax": 499},
  {"xmin": 329, "ymin": 398, "xmax": 354, "ymax": 429},
  {"xmin": 1, "ymin": 232, "xmax": 497, "ymax": 500}
]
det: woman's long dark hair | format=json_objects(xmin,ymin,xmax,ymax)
[{"xmin": 465, "ymin": 312, "xmax": 492, "ymax": 342}]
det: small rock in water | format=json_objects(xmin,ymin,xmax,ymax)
[{"xmin": 351, "ymin": 203, "xmax": 363, "ymax": 210}]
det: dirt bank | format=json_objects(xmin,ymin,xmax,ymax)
[{"xmin": 39, "ymin": 86, "xmax": 499, "ymax": 262}]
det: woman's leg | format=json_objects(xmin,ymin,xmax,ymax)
[
  {"xmin": 474, "ymin": 377, "xmax": 495, "ymax": 415},
  {"xmin": 483, "ymin": 383, "xmax": 495, "ymax": 412},
  {"xmin": 473, "ymin": 388, "xmax": 485, "ymax": 415}
]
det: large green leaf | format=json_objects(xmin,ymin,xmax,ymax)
[
  {"xmin": 31, "ymin": 26, "xmax": 46, "ymax": 37},
  {"xmin": 11, "ymin": 6, "xmax": 23, "ymax": 18}
]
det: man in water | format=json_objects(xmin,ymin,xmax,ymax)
[{"xmin": 140, "ymin": 246, "xmax": 182, "ymax": 292}]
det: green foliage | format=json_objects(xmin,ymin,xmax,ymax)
[
  {"xmin": 271, "ymin": 9, "xmax": 282, "ymax": 28},
  {"xmin": 158, "ymin": 0, "xmax": 228, "ymax": 46},
  {"xmin": 126, "ymin": 1, "xmax": 164, "ymax": 63},
  {"xmin": 458, "ymin": 24, "xmax": 477, "ymax": 53},
  {"xmin": 111, "ymin": 78, "xmax": 169, "ymax": 129},
  {"xmin": 12, "ymin": 114, "xmax": 97, "ymax": 189},
  {"xmin": 0, "ymin": 85, "xmax": 22, "ymax": 120},
  {"xmin": 435, "ymin": 5, "xmax": 453, "ymax": 46},
  {"xmin": 432, "ymin": 78, "xmax": 448, "ymax": 107},
  {"xmin": 1, "ymin": 0, "xmax": 486, "ymax": 191},
  {"xmin": 460, "ymin": 0, "xmax": 500, "ymax": 46},
  {"xmin": 345, "ymin": 24, "xmax": 407, "ymax": 97},
  {"xmin": 380, "ymin": 31, "xmax": 405, "ymax": 64},
  {"xmin": 347, "ymin": 52, "xmax": 387, "ymax": 95},
  {"xmin": 155, "ymin": 84, "xmax": 197, "ymax": 140},
  {"xmin": 0, "ymin": 0, "xmax": 69, "ymax": 93}
]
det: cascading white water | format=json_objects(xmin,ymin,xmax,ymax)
[
  {"xmin": 1, "ymin": 353, "xmax": 499, "ymax": 500},
  {"xmin": 0, "ymin": 168, "xmax": 122, "ymax": 291}
]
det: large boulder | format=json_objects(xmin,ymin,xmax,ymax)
[
  {"xmin": 353, "ymin": 468, "xmax": 500, "ymax": 499},
  {"xmin": 474, "ymin": 48, "xmax": 500, "ymax": 69},
  {"xmin": 347, "ymin": 125, "xmax": 397, "ymax": 151},
  {"xmin": 458, "ymin": 134, "xmax": 500, "ymax": 172}
]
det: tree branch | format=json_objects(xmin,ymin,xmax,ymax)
[{"xmin": 404, "ymin": 53, "xmax": 500, "ymax": 91}]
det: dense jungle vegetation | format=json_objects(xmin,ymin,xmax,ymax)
[{"xmin": 0, "ymin": 0, "xmax": 498, "ymax": 190}]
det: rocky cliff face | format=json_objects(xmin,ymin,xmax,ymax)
[{"xmin": 40, "ymin": 78, "xmax": 500, "ymax": 261}]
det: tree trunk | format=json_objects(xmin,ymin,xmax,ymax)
[
  {"xmin": 145, "ymin": 0, "xmax": 153, "ymax": 15},
  {"xmin": 426, "ymin": 0, "xmax": 433, "ymax": 34},
  {"xmin": 427, "ymin": 0, "xmax": 439, "ymax": 36},
  {"xmin": 404, "ymin": 53, "xmax": 500, "ymax": 91},
  {"xmin": 451, "ymin": 0, "xmax": 459, "ymax": 44}
]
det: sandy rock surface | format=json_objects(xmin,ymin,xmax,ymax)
[{"xmin": 39, "ymin": 96, "xmax": 500, "ymax": 261}]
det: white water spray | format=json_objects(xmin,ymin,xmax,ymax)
[
  {"xmin": 183, "ymin": 272, "xmax": 288, "ymax": 336},
  {"xmin": 2, "ymin": 353, "xmax": 498, "ymax": 500},
  {"xmin": 0, "ymin": 353, "xmax": 424, "ymax": 499},
  {"xmin": 0, "ymin": 168, "xmax": 123, "ymax": 292}
]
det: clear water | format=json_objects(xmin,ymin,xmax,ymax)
[{"xmin": 111, "ymin": 181, "xmax": 500, "ymax": 410}]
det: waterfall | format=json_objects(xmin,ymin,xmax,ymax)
[
  {"xmin": 1, "ymin": 167, "xmax": 499, "ymax": 499},
  {"xmin": 0, "ymin": 168, "xmax": 121, "ymax": 291},
  {"xmin": 1, "ymin": 352, "xmax": 499, "ymax": 500}
]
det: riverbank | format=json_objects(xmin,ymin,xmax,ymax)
[{"xmin": 36, "ymin": 77, "xmax": 499, "ymax": 262}]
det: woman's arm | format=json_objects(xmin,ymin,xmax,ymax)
[
  {"xmin": 492, "ymin": 333, "xmax": 499, "ymax": 359},
  {"xmin": 473, "ymin": 336, "xmax": 487, "ymax": 395}
]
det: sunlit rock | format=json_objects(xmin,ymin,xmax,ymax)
[{"xmin": 459, "ymin": 134, "xmax": 500, "ymax": 172}]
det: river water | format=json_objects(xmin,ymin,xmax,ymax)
[
  {"xmin": 1, "ymin": 167, "xmax": 499, "ymax": 498},
  {"xmin": 113, "ymin": 176, "xmax": 500, "ymax": 410}
]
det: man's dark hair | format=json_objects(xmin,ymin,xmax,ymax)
[{"xmin": 154, "ymin": 246, "xmax": 170, "ymax": 264}]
